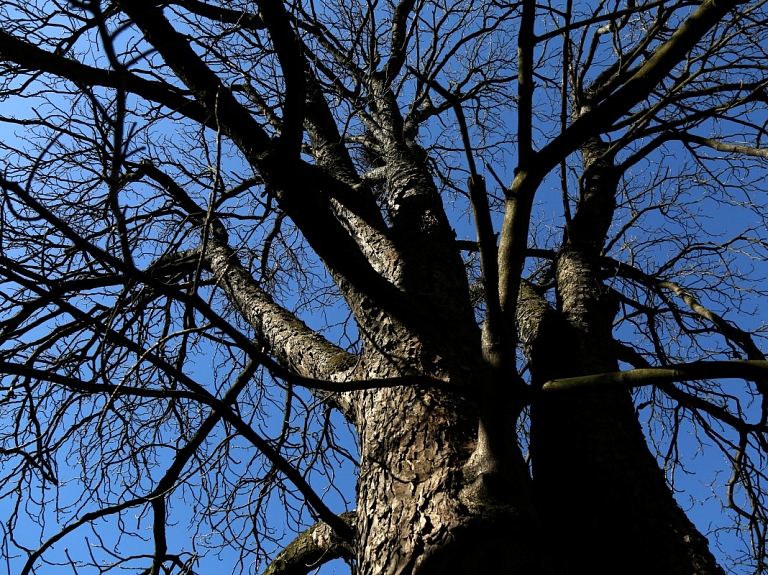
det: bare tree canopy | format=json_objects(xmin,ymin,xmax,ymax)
[{"xmin": 2, "ymin": 0, "xmax": 768, "ymax": 573}]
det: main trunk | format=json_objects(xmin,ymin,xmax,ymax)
[
  {"xmin": 326, "ymin": 114, "xmax": 724, "ymax": 575},
  {"xmin": 345, "ymin": 141, "xmax": 560, "ymax": 574},
  {"xmin": 351, "ymin": 361, "xmax": 560, "ymax": 575}
]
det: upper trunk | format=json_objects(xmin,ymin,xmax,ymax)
[{"xmin": 524, "ymin": 138, "xmax": 723, "ymax": 574}]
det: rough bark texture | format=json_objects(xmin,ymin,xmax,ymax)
[
  {"xmin": 344, "ymin": 149, "xmax": 557, "ymax": 574},
  {"xmin": 262, "ymin": 513, "xmax": 356, "ymax": 575}
]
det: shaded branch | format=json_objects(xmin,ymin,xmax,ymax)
[
  {"xmin": 615, "ymin": 342, "xmax": 758, "ymax": 434},
  {"xmin": 0, "ymin": 30, "xmax": 211, "ymax": 127},
  {"xmin": 116, "ymin": 0, "xmax": 273, "ymax": 153},
  {"xmin": 517, "ymin": 0, "xmax": 535, "ymax": 167},
  {"xmin": 167, "ymin": 1, "xmax": 266, "ymax": 29},
  {"xmin": 249, "ymin": 0, "xmax": 307, "ymax": 154},
  {"xmin": 383, "ymin": 0, "xmax": 417, "ymax": 82},
  {"xmin": 0, "ymin": 361, "xmax": 453, "ymax": 416},
  {"xmin": 409, "ymin": 69, "xmax": 506, "ymax": 368}
]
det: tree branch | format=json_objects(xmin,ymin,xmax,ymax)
[
  {"xmin": 105, "ymin": 4, "xmax": 413, "ymax": 324},
  {"xmin": 116, "ymin": 0, "xmax": 273, "ymax": 153},
  {"xmin": 261, "ymin": 512, "xmax": 356, "ymax": 575},
  {"xmin": 517, "ymin": 0, "xmax": 535, "ymax": 168},
  {"xmin": 541, "ymin": 360, "xmax": 768, "ymax": 396},
  {"xmin": 0, "ymin": 251, "xmax": 353, "ymax": 542},
  {"xmin": 0, "ymin": 30, "xmax": 210, "ymax": 127},
  {"xmin": 615, "ymin": 342, "xmax": 759, "ymax": 433},
  {"xmin": 604, "ymin": 256, "xmax": 768, "ymax": 365},
  {"xmin": 249, "ymin": 0, "xmax": 307, "ymax": 154},
  {"xmin": 21, "ymin": 497, "xmax": 147, "ymax": 575},
  {"xmin": 167, "ymin": 1, "xmax": 266, "ymax": 30},
  {"xmin": 538, "ymin": 0, "xmax": 745, "ymax": 179},
  {"xmin": 674, "ymin": 132, "xmax": 768, "ymax": 159},
  {"xmin": 535, "ymin": 0, "xmax": 668, "ymax": 43},
  {"xmin": 383, "ymin": 0, "xmax": 417, "ymax": 82}
]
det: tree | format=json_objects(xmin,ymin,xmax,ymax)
[{"xmin": 1, "ymin": 0, "xmax": 768, "ymax": 573}]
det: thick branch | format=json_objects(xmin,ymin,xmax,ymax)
[
  {"xmin": 538, "ymin": 0, "xmax": 744, "ymax": 179},
  {"xmin": 517, "ymin": 0, "xmax": 535, "ymax": 167},
  {"xmin": 542, "ymin": 360, "xmax": 768, "ymax": 394},
  {"xmin": 469, "ymin": 176, "xmax": 506, "ymax": 365},
  {"xmin": 497, "ymin": 0, "xmax": 736, "ymax": 347},
  {"xmin": 251, "ymin": 0, "xmax": 306, "ymax": 153},
  {"xmin": 383, "ymin": 0, "xmax": 417, "ymax": 82},
  {"xmin": 108, "ymin": 6, "xmax": 413, "ymax": 326},
  {"xmin": 415, "ymin": 75, "xmax": 506, "ymax": 367},
  {"xmin": 261, "ymin": 512, "xmax": 356, "ymax": 575},
  {"xmin": 0, "ymin": 30, "xmax": 210, "ymax": 127},
  {"xmin": 206, "ymin": 240, "xmax": 358, "ymax": 382},
  {"xmin": 136, "ymin": 161, "xmax": 358, "ymax": 385},
  {"xmin": 116, "ymin": 0, "xmax": 273, "ymax": 153}
]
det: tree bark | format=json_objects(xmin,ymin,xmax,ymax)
[{"xmin": 525, "ymin": 137, "xmax": 724, "ymax": 574}]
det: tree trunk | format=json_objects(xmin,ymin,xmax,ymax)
[
  {"xmin": 524, "ymin": 137, "xmax": 723, "ymax": 574},
  {"xmin": 343, "ymin": 143, "xmax": 562, "ymax": 573},
  {"xmin": 352, "ymin": 372, "xmax": 560, "ymax": 575}
]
